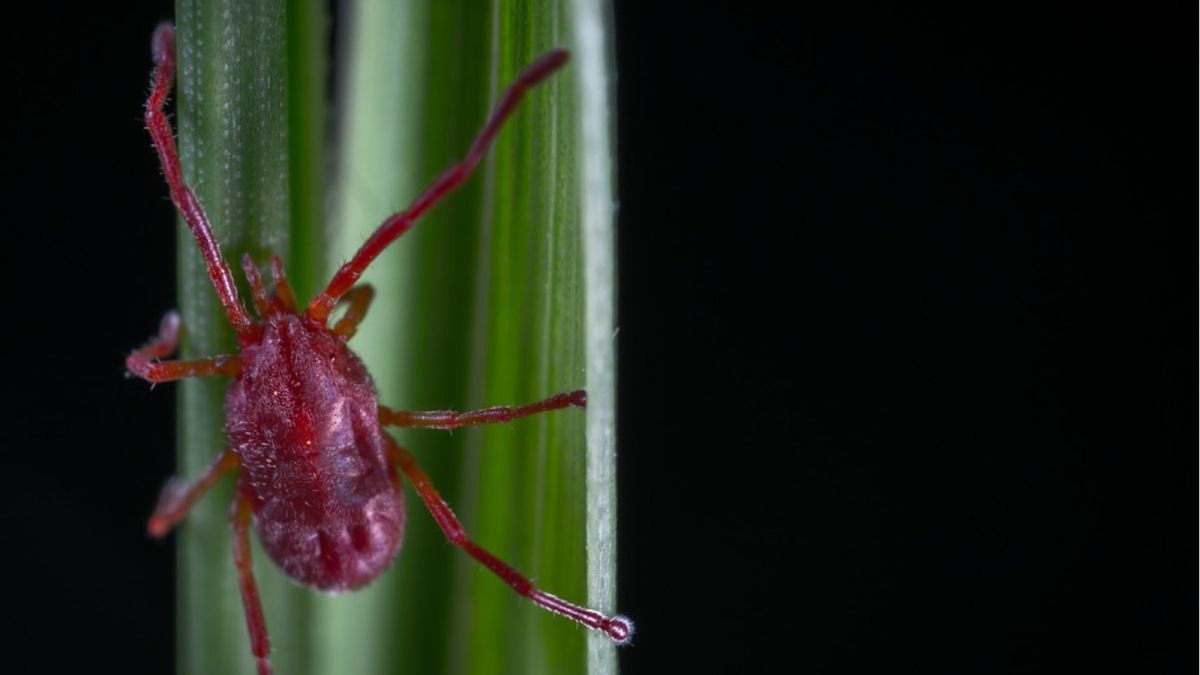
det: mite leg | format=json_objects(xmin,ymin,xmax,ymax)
[
  {"xmin": 126, "ymin": 310, "xmax": 242, "ymax": 382},
  {"xmin": 233, "ymin": 480, "xmax": 273, "ymax": 675},
  {"xmin": 386, "ymin": 436, "xmax": 633, "ymax": 644},
  {"xmin": 147, "ymin": 448, "xmax": 239, "ymax": 537},
  {"xmin": 146, "ymin": 24, "xmax": 255, "ymax": 339},
  {"xmin": 306, "ymin": 48, "xmax": 571, "ymax": 323},
  {"xmin": 241, "ymin": 254, "xmax": 272, "ymax": 318},
  {"xmin": 127, "ymin": 310, "xmax": 180, "ymax": 365},
  {"xmin": 270, "ymin": 255, "xmax": 297, "ymax": 314},
  {"xmin": 128, "ymin": 356, "xmax": 242, "ymax": 382},
  {"xmin": 331, "ymin": 285, "xmax": 376, "ymax": 341},
  {"xmin": 379, "ymin": 390, "xmax": 585, "ymax": 430}
]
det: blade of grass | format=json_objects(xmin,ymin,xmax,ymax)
[
  {"xmin": 573, "ymin": 1, "xmax": 621, "ymax": 673},
  {"xmin": 325, "ymin": 2, "xmax": 491, "ymax": 672},
  {"xmin": 311, "ymin": 0, "xmax": 433, "ymax": 672},
  {"xmin": 173, "ymin": 1, "xmax": 325, "ymax": 674},
  {"xmin": 328, "ymin": 1, "xmax": 619, "ymax": 674}
]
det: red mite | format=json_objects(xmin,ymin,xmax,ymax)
[{"xmin": 129, "ymin": 23, "xmax": 632, "ymax": 675}]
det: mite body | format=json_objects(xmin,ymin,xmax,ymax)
[
  {"xmin": 228, "ymin": 313, "xmax": 403, "ymax": 592},
  {"xmin": 129, "ymin": 23, "xmax": 631, "ymax": 675}
]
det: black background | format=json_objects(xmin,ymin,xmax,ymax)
[{"xmin": 1, "ymin": 3, "xmax": 1190, "ymax": 674}]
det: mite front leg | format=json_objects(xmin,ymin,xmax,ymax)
[
  {"xmin": 386, "ymin": 436, "xmax": 633, "ymax": 644},
  {"xmin": 147, "ymin": 448, "xmax": 239, "ymax": 537},
  {"xmin": 379, "ymin": 390, "xmax": 585, "ymax": 430},
  {"xmin": 126, "ymin": 310, "xmax": 242, "ymax": 382},
  {"xmin": 233, "ymin": 480, "xmax": 273, "ymax": 675},
  {"xmin": 146, "ymin": 24, "xmax": 255, "ymax": 339},
  {"xmin": 127, "ymin": 309, "xmax": 180, "ymax": 362},
  {"xmin": 331, "ymin": 285, "xmax": 376, "ymax": 340},
  {"xmin": 129, "ymin": 355, "xmax": 242, "ymax": 383},
  {"xmin": 306, "ymin": 49, "xmax": 571, "ymax": 322}
]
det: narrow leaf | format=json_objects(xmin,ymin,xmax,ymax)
[{"xmin": 174, "ymin": 1, "xmax": 325, "ymax": 674}]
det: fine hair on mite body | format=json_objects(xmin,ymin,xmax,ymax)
[{"xmin": 128, "ymin": 22, "xmax": 633, "ymax": 675}]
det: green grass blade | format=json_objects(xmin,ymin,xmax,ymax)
[
  {"xmin": 174, "ymin": 1, "xmax": 325, "ymax": 674},
  {"xmin": 312, "ymin": 0, "xmax": 434, "ymax": 672},
  {"xmin": 573, "ymin": 1, "xmax": 622, "ymax": 672},
  {"xmin": 329, "ymin": 1, "xmax": 619, "ymax": 674}
]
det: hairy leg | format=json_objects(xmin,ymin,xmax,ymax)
[
  {"xmin": 386, "ymin": 436, "xmax": 632, "ymax": 643},
  {"xmin": 129, "ymin": 354, "xmax": 241, "ymax": 383},
  {"xmin": 307, "ymin": 49, "xmax": 571, "ymax": 322},
  {"xmin": 241, "ymin": 254, "xmax": 271, "ymax": 318},
  {"xmin": 270, "ymin": 255, "xmax": 297, "ymax": 314},
  {"xmin": 379, "ymin": 390, "xmax": 585, "ymax": 430},
  {"xmin": 147, "ymin": 448, "xmax": 239, "ymax": 537},
  {"xmin": 331, "ymin": 285, "xmax": 376, "ymax": 341},
  {"xmin": 232, "ymin": 479, "xmax": 273, "ymax": 675},
  {"xmin": 146, "ymin": 24, "xmax": 255, "ymax": 339},
  {"xmin": 126, "ymin": 310, "xmax": 242, "ymax": 382}
]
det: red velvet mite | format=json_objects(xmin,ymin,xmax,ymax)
[{"xmin": 129, "ymin": 23, "xmax": 632, "ymax": 675}]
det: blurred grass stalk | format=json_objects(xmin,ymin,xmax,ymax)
[{"xmin": 174, "ymin": 0, "xmax": 617, "ymax": 673}]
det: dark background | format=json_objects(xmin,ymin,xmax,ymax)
[{"xmin": 2, "ymin": 3, "xmax": 1190, "ymax": 674}]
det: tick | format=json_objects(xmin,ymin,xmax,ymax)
[{"xmin": 129, "ymin": 23, "xmax": 632, "ymax": 675}]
